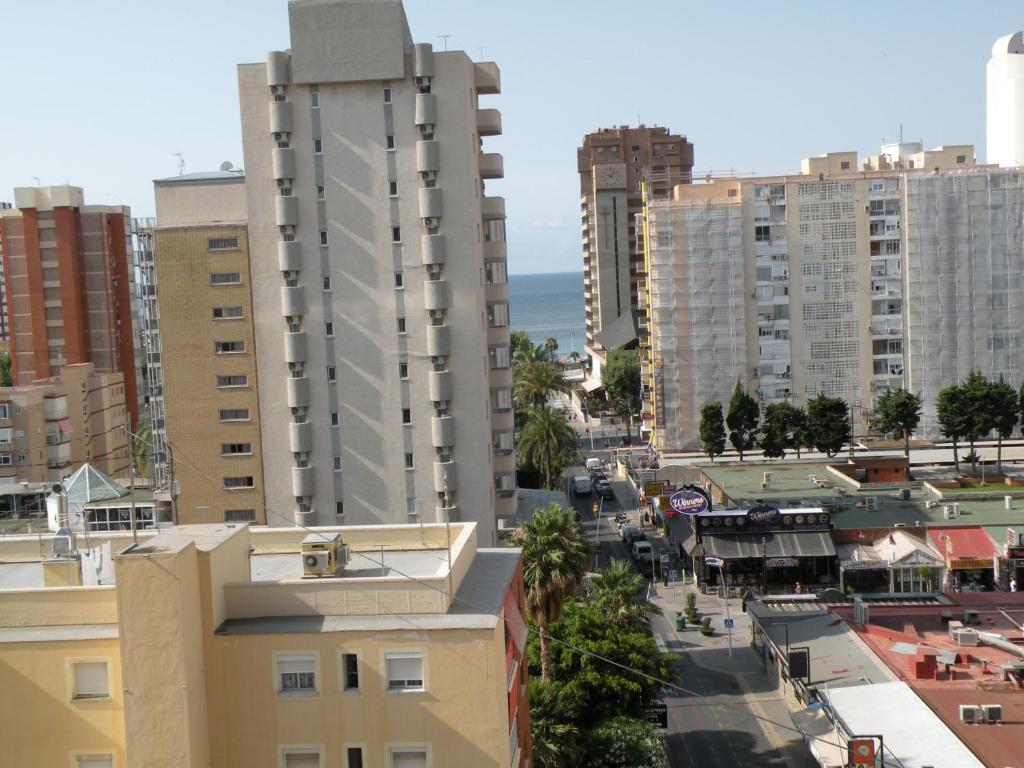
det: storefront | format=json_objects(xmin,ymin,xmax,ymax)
[
  {"xmin": 837, "ymin": 531, "xmax": 945, "ymax": 595},
  {"xmin": 928, "ymin": 528, "xmax": 1000, "ymax": 592}
]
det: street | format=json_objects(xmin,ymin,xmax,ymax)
[{"xmin": 565, "ymin": 450, "xmax": 811, "ymax": 768}]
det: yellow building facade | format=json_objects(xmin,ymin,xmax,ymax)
[{"xmin": 0, "ymin": 522, "xmax": 530, "ymax": 767}]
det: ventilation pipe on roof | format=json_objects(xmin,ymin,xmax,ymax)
[{"xmin": 977, "ymin": 631, "xmax": 1024, "ymax": 660}]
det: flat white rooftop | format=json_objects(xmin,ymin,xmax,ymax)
[{"xmin": 250, "ymin": 548, "xmax": 449, "ymax": 582}]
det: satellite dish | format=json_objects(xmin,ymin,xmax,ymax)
[{"xmin": 219, "ymin": 161, "xmax": 234, "ymax": 172}]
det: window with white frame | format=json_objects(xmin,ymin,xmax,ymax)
[
  {"xmin": 277, "ymin": 654, "xmax": 317, "ymax": 694},
  {"xmin": 76, "ymin": 755, "xmax": 114, "ymax": 768},
  {"xmin": 345, "ymin": 746, "xmax": 366, "ymax": 768},
  {"xmin": 283, "ymin": 750, "xmax": 321, "ymax": 768},
  {"xmin": 0, "ymin": 403, "xmax": 8, "ymax": 419},
  {"xmin": 73, "ymin": 661, "xmax": 109, "ymax": 700},
  {"xmin": 389, "ymin": 748, "xmax": 427, "ymax": 768},
  {"xmin": 385, "ymin": 652, "xmax": 424, "ymax": 692},
  {"xmin": 0, "ymin": 453, "xmax": 11, "ymax": 466}
]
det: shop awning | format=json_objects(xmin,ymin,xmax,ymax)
[
  {"xmin": 580, "ymin": 378, "xmax": 602, "ymax": 393},
  {"xmin": 928, "ymin": 527, "xmax": 1000, "ymax": 568},
  {"xmin": 702, "ymin": 531, "xmax": 836, "ymax": 560}
]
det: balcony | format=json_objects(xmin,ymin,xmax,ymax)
[
  {"xmin": 272, "ymin": 148, "xmax": 296, "ymax": 181},
  {"xmin": 431, "ymin": 416, "xmax": 455, "ymax": 448},
  {"xmin": 433, "ymin": 460, "xmax": 456, "ymax": 493},
  {"xmin": 479, "ymin": 153, "xmax": 504, "ymax": 179},
  {"xmin": 428, "ymin": 370, "xmax": 452, "ymax": 402},
  {"xmin": 280, "ymin": 286, "xmax": 304, "ymax": 317},
  {"xmin": 275, "ymin": 195, "xmax": 298, "ymax": 227},
  {"xmin": 269, "ymin": 101, "xmax": 293, "ymax": 134},
  {"xmin": 416, "ymin": 140, "xmax": 440, "ymax": 174},
  {"xmin": 47, "ymin": 442, "xmax": 71, "ymax": 468},
  {"xmin": 474, "ymin": 62, "xmax": 501, "ymax": 94},
  {"xmin": 424, "ymin": 279, "xmax": 449, "ymax": 311},
  {"xmin": 278, "ymin": 241, "xmax": 302, "ymax": 272},
  {"xmin": 421, "ymin": 233, "xmax": 445, "ymax": 266},
  {"xmin": 286, "ymin": 377, "xmax": 310, "ymax": 408},
  {"xmin": 426, "ymin": 325, "xmax": 450, "ymax": 357},
  {"xmin": 289, "ymin": 421, "xmax": 312, "ymax": 453},
  {"xmin": 476, "ymin": 108, "xmax": 502, "ymax": 136},
  {"xmin": 43, "ymin": 396, "xmax": 68, "ymax": 421},
  {"xmin": 481, "ymin": 196, "xmax": 506, "ymax": 220},
  {"xmin": 291, "ymin": 466, "xmax": 314, "ymax": 497}
]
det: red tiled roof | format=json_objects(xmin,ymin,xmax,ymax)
[{"xmin": 928, "ymin": 527, "xmax": 1000, "ymax": 560}]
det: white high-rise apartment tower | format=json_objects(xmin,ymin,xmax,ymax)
[
  {"xmin": 988, "ymin": 32, "xmax": 1024, "ymax": 167},
  {"xmin": 238, "ymin": 0, "xmax": 514, "ymax": 540}
]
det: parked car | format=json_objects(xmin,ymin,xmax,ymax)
[
  {"xmin": 585, "ymin": 457, "xmax": 602, "ymax": 472},
  {"xmin": 619, "ymin": 523, "xmax": 643, "ymax": 544},
  {"xmin": 572, "ymin": 475, "xmax": 593, "ymax": 495},
  {"xmin": 595, "ymin": 478, "xmax": 614, "ymax": 499},
  {"xmin": 632, "ymin": 540, "xmax": 654, "ymax": 576}
]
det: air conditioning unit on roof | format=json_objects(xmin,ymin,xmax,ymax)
[
  {"xmin": 981, "ymin": 704, "xmax": 1002, "ymax": 724},
  {"xmin": 959, "ymin": 704, "xmax": 981, "ymax": 724}
]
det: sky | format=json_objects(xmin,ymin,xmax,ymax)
[{"xmin": 0, "ymin": 1, "xmax": 1020, "ymax": 274}]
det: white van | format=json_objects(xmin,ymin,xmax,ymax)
[
  {"xmin": 572, "ymin": 475, "xmax": 593, "ymax": 495},
  {"xmin": 585, "ymin": 457, "xmax": 602, "ymax": 472}
]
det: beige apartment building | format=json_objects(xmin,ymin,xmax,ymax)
[
  {"xmin": 641, "ymin": 142, "xmax": 991, "ymax": 450},
  {"xmin": 578, "ymin": 126, "xmax": 693, "ymax": 381},
  {"xmin": 152, "ymin": 171, "xmax": 265, "ymax": 525},
  {"xmin": 0, "ymin": 362, "xmax": 129, "ymax": 485},
  {"xmin": 0, "ymin": 521, "xmax": 531, "ymax": 768},
  {"xmin": 239, "ymin": 0, "xmax": 514, "ymax": 537}
]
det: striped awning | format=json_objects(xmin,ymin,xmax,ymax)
[{"xmin": 702, "ymin": 531, "xmax": 836, "ymax": 560}]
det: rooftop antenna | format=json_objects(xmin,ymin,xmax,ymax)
[
  {"xmin": 172, "ymin": 153, "xmax": 185, "ymax": 176},
  {"xmin": 477, "ymin": 46, "xmax": 486, "ymax": 61},
  {"xmin": 32, "ymin": 177, "xmax": 40, "ymax": 186},
  {"xmin": 899, "ymin": 123, "xmax": 903, "ymax": 144},
  {"xmin": 437, "ymin": 33, "xmax": 452, "ymax": 51}
]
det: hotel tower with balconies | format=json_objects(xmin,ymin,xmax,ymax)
[{"xmin": 238, "ymin": 0, "xmax": 514, "ymax": 539}]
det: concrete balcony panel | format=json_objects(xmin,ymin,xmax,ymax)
[
  {"xmin": 267, "ymin": 51, "xmax": 291, "ymax": 86},
  {"xmin": 416, "ymin": 140, "xmax": 440, "ymax": 173},
  {"xmin": 424, "ymin": 279, "xmax": 449, "ymax": 311},
  {"xmin": 414, "ymin": 93, "xmax": 437, "ymax": 128},
  {"xmin": 269, "ymin": 101, "xmax": 293, "ymax": 134},
  {"xmin": 413, "ymin": 43, "xmax": 434, "ymax": 78},
  {"xmin": 275, "ymin": 195, "xmax": 299, "ymax": 227},
  {"xmin": 428, "ymin": 369, "xmax": 452, "ymax": 402},
  {"xmin": 421, "ymin": 234, "xmax": 445, "ymax": 266},
  {"xmin": 286, "ymin": 377, "xmax": 310, "ymax": 408},
  {"xmin": 479, "ymin": 153, "xmax": 504, "ymax": 179},
  {"xmin": 426, "ymin": 325, "xmax": 450, "ymax": 357},
  {"xmin": 433, "ymin": 460, "xmax": 456, "ymax": 494},
  {"xmin": 431, "ymin": 416, "xmax": 455, "ymax": 448},
  {"xmin": 480, "ymin": 196, "xmax": 506, "ymax": 220},
  {"xmin": 289, "ymin": 421, "xmax": 313, "ymax": 453},
  {"xmin": 283, "ymin": 331, "xmax": 307, "ymax": 363},
  {"xmin": 291, "ymin": 465, "xmax": 315, "ymax": 497},
  {"xmin": 278, "ymin": 240, "xmax": 302, "ymax": 272},
  {"xmin": 280, "ymin": 286, "xmax": 305, "ymax": 317},
  {"xmin": 474, "ymin": 62, "xmax": 501, "ymax": 94},
  {"xmin": 418, "ymin": 188, "xmax": 443, "ymax": 219},
  {"xmin": 476, "ymin": 108, "xmax": 502, "ymax": 136},
  {"xmin": 483, "ymin": 239, "xmax": 507, "ymax": 262},
  {"xmin": 272, "ymin": 148, "xmax": 296, "ymax": 180}
]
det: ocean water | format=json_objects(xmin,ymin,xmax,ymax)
[{"xmin": 508, "ymin": 271, "xmax": 585, "ymax": 358}]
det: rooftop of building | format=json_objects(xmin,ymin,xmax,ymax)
[{"xmin": 153, "ymin": 169, "xmax": 244, "ymax": 185}]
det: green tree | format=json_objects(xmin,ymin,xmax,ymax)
[
  {"xmin": 545, "ymin": 337, "xmax": 559, "ymax": 361},
  {"xmin": 989, "ymin": 376, "xmax": 1018, "ymax": 475},
  {"xmin": 789, "ymin": 405, "xmax": 810, "ymax": 458},
  {"xmin": 603, "ymin": 348, "xmax": 642, "ymax": 442},
  {"xmin": 512, "ymin": 504, "xmax": 589, "ymax": 682},
  {"xmin": 511, "ymin": 329, "xmax": 537, "ymax": 362},
  {"xmin": 518, "ymin": 406, "xmax": 579, "ymax": 490},
  {"xmin": 589, "ymin": 560, "xmax": 660, "ymax": 629},
  {"xmin": 760, "ymin": 402, "xmax": 791, "ymax": 459},
  {"xmin": 527, "ymin": 600, "xmax": 674, "ymax": 724},
  {"xmin": 699, "ymin": 402, "xmax": 726, "ymax": 462},
  {"xmin": 961, "ymin": 371, "xmax": 993, "ymax": 472},
  {"xmin": 0, "ymin": 352, "xmax": 11, "ymax": 387},
  {"xmin": 132, "ymin": 411, "xmax": 153, "ymax": 478},
  {"xmin": 583, "ymin": 716, "xmax": 667, "ymax": 768},
  {"xmin": 528, "ymin": 679, "xmax": 581, "ymax": 768},
  {"xmin": 806, "ymin": 394, "xmax": 851, "ymax": 457},
  {"xmin": 726, "ymin": 380, "xmax": 759, "ymax": 461},
  {"xmin": 936, "ymin": 384, "xmax": 967, "ymax": 473},
  {"xmin": 872, "ymin": 388, "xmax": 923, "ymax": 462},
  {"xmin": 514, "ymin": 359, "xmax": 567, "ymax": 410}
]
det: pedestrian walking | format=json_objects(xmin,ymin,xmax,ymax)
[
  {"xmin": 1011, "ymin": 576, "xmax": 1018, "ymax": 592},
  {"xmin": 794, "ymin": 581, "xmax": 802, "ymax": 595}
]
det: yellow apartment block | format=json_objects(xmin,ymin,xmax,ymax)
[{"xmin": 0, "ymin": 522, "xmax": 531, "ymax": 768}]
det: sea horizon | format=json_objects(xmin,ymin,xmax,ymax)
[{"xmin": 508, "ymin": 270, "xmax": 585, "ymax": 358}]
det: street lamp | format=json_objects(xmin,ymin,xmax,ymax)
[{"xmin": 762, "ymin": 536, "xmax": 768, "ymax": 595}]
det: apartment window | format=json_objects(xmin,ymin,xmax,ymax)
[
  {"xmin": 401, "ymin": 408, "xmax": 411, "ymax": 425},
  {"xmin": 399, "ymin": 362, "xmax": 409, "ymax": 379},
  {"xmin": 277, "ymin": 654, "xmax": 317, "ymax": 694},
  {"xmin": 317, "ymin": 185, "xmax": 326, "ymax": 200},
  {"xmin": 225, "ymin": 509, "xmax": 257, "ymax": 522},
  {"xmin": 72, "ymin": 661, "xmax": 109, "ymax": 700},
  {"xmin": 224, "ymin": 476, "xmax": 254, "ymax": 489},
  {"xmin": 392, "ymin": 226, "xmax": 402, "ymax": 243},
  {"xmin": 218, "ymin": 409, "xmax": 249, "ymax": 421},
  {"xmin": 75, "ymin": 756, "xmax": 114, "ymax": 768},
  {"xmin": 320, "ymin": 230, "xmax": 328, "ymax": 246},
  {"xmin": 327, "ymin": 366, "xmax": 337, "ymax": 382},
  {"xmin": 485, "ymin": 260, "xmax": 507, "ymax": 285},
  {"xmin": 840, "ymin": 161, "xmax": 850, "ymax": 170},
  {"xmin": 325, "ymin": 321, "xmax": 334, "ymax": 337},
  {"xmin": 0, "ymin": 404, "xmax": 7, "ymax": 419},
  {"xmin": 283, "ymin": 750, "xmax": 321, "ymax": 768},
  {"xmin": 385, "ymin": 653, "xmax": 424, "ymax": 692},
  {"xmin": 397, "ymin": 317, "xmax": 406, "ymax": 334},
  {"xmin": 489, "ymin": 346, "xmax": 511, "ymax": 369},
  {"xmin": 212, "ymin": 306, "xmax": 244, "ymax": 319},
  {"xmin": 322, "ymin": 275, "xmax": 332, "ymax": 290},
  {"xmin": 754, "ymin": 225, "xmax": 770, "ymax": 242},
  {"xmin": 483, "ymin": 219, "xmax": 506, "ymax": 242},
  {"xmin": 956, "ymin": 154, "xmax": 966, "ymax": 164},
  {"xmin": 331, "ymin": 412, "xmax": 339, "ymax": 427},
  {"xmin": 728, "ymin": 188, "xmax": 738, "ymax": 197},
  {"xmin": 394, "ymin": 272, "xmax": 404, "ymax": 288},
  {"xmin": 336, "ymin": 501, "xmax": 344, "ymax": 517},
  {"xmin": 221, "ymin": 443, "xmax": 252, "ymax": 456},
  {"xmin": 492, "ymin": 388, "xmax": 513, "ymax": 412},
  {"xmin": 214, "ymin": 341, "xmax": 245, "ymax": 354},
  {"xmin": 313, "ymin": 138, "xmax": 323, "ymax": 154},
  {"xmin": 341, "ymin": 653, "xmax": 360, "ymax": 692},
  {"xmin": 388, "ymin": 180, "xmax": 398, "ymax": 196},
  {"xmin": 383, "ymin": 87, "xmax": 392, "ymax": 103},
  {"xmin": 0, "ymin": 453, "xmax": 11, "ymax": 467},
  {"xmin": 388, "ymin": 749, "xmax": 427, "ymax": 768},
  {"xmin": 310, "ymin": 90, "xmax": 320, "ymax": 109},
  {"xmin": 216, "ymin": 375, "xmax": 248, "ymax": 388},
  {"xmin": 404, "ymin": 452, "xmax": 414, "ymax": 470},
  {"xmin": 207, "ymin": 237, "xmax": 239, "ymax": 250},
  {"xmin": 386, "ymin": 134, "xmax": 396, "ymax": 150},
  {"xmin": 406, "ymin": 498, "xmax": 418, "ymax": 516},
  {"xmin": 487, "ymin": 303, "xmax": 509, "ymax": 328},
  {"xmin": 345, "ymin": 747, "xmax": 366, "ymax": 768},
  {"xmin": 210, "ymin": 272, "xmax": 241, "ymax": 285},
  {"xmin": 329, "ymin": 456, "xmax": 339, "ymax": 472}
]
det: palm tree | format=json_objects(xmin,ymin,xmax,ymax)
[
  {"xmin": 517, "ymin": 406, "xmax": 578, "ymax": 489},
  {"xmin": 528, "ymin": 678, "xmax": 580, "ymax": 768},
  {"xmin": 133, "ymin": 410, "xmax": 153, "ymax": 478},
  {"xmin": 511, "ymin": 503, "xmax": 589, "ymax": 682},
  {"xmin": 589, "ymin": 559, "xmax": 661, "ymax": 628},
  {"xmin": 514, "ymin": 359, "xmax": 566, "ymax": 409},
  {"xmin": 513, "ymin": 339, "xmax": 546, "ymax": 366},
  {"xmin": 544, "ymin": 336, "xmax": 559, "ymax": 361}
]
